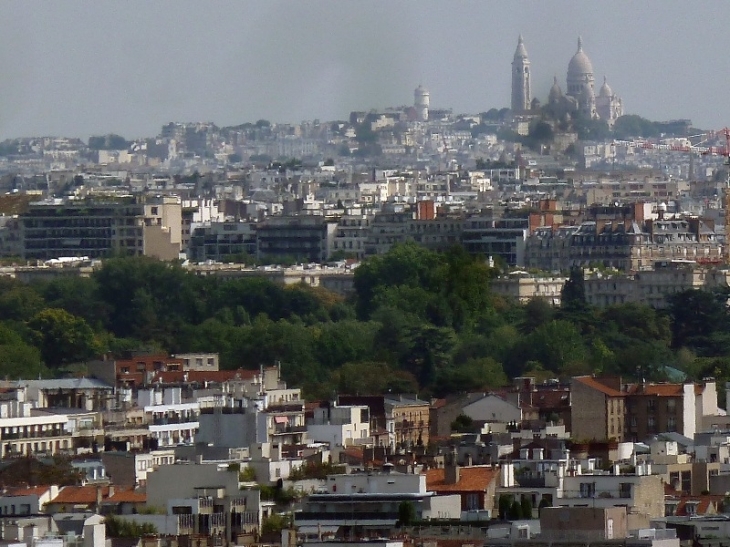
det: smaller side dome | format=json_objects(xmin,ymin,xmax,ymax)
[
  {"xmin": 599, "ymin": 76, "xmax": 613, "ymax": 97},
  {"xmin": 548, "ymin": 76, "xmax": 563, "ymax": 103}
]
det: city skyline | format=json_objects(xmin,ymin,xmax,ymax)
[{"xmin": 0, "ymin": 0, "xmax": 728, "ymax": 139}]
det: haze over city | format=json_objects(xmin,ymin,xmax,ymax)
[{"xmin": 0, "ymin": 1, "xmax": 727, "ymax": 139}]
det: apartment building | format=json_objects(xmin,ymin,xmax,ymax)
[
  {"xmin": 571, "ymin": 376, "xmax": 626, "ymax": 442},
  {"xmin": 187, "ymin": 221, "xmax": 257, "ymax": 262},
  {"xmin": 331, "ymin": 211, "xmax": 374, "ymax": 259},
  {"xmin": 497, "ymin": 460, "xmax": 664, "ymax": 529},
  {"xmin": 363, "ymin": 204, "xmax": 462, "ymax": 256},
  {"xmin": 139, "ymin": 387, "xmax": 199, "ymax": 447},
  {"xmin": 572, "ymin": 377, "xmax": 719, "ymax": 443},
  {"xmin": 17, "ymin": 196, "xmax": 182, "ymax": 260},
  {"xmin": 386, "ymin": 394, "xmax": 431, "ymax": 448},
  {"xmin": 306, "ymin": 402, "xmax": 371, "ymax": 447},
  {"xmin": 0, "ymin": 399, "xmax": 71, "ymax": 457},
  {"xmin": 526, "ymin": 215, "xmax": 721, "ymax": 273},
  {"xmin": 584, "ymin": 263, "xmax": 730, "ymax": 308},
  {"xmin": 491, "ymin": 273, "xmax": 567, "ymax": 305},
  {"xmin": 146, "ymin": 462, "xmax": 260, "ymax": 543},
  {"xmin": 461, "ymin": 216, "xmax": 529, "ymax": 266},
  {"xmin": 295, "ymin": 470, "xmax": 460, "ymax": 533},
  {"xmin": 256, "ymin": 214, "xmax": 336, "ymax": 262}
]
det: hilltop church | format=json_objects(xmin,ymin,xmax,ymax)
[{"xmin": 511, "ymin": 35, "xmax": 623, "ymax": 126}]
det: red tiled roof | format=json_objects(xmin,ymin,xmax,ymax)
[
  {"xmin": 573, "ymin": 376, "xmax": 624, "ymax": 397},
  {"xmin": 4, "ymin": 485, "xmax": 51, "ymax": 497},
  {"xmin": 125, "ymin": 369, "xmax": 258, "ymax": 385},
  {"xmin": 342, "ymin": 447, "xmax": 364, "ymax": 463},
  {"xmin": 426, "ymin": 466, "xmax": 499, "ymax": 493},
  {"xmin": 625, "ymin": 383, "xmax": 684, "ymax": 397},
  {"xmin": 642, "ymin": 384, "xmax": 683, "ymax": 397},
  {"xmin": 528, "ymin": 390, "xmax": 571, "ymax": 409},
  {"xmin": 667, "ymin": 494, "xmax": 723, "ymax": 516},
  {"xmin": 50, "ymin": 486, "xmax": 144, "ymax": 505},
  {"xmin": 104, "ymin": 488, "xmax": 146, "ymax": 504},
  {"xmin": 51, "ymin": 486, "xmax": 108, "ymax": 505}
]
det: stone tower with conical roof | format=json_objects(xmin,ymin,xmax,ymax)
[{"xmin": 511, "ymin": 35, "xmax": 531, "ymax": 113}]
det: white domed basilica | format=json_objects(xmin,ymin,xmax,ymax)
[{"xmin": 512, "ymin": 36, "xmax": 623, "ymax": 126}]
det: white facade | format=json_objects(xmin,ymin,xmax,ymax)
[
  {"xmin": 307, "ymin": 404, "xmax": 371, "ymax": 447},
  {"xmin": 140, "ymin": 388, "xmax": 199, "ymax": 447},
  {"xmin": 0, "ymin": 486, "xmax": 59, "ymax": 516},
  {"xmin": 462, "ymin": 394, "xmax": 522, "ymax": 424},
  {"xmin": 0, "ymin": 399, "xmax": 71, "ymax": 457}
]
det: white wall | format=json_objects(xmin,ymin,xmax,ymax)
[
  {"xmin": 683, "ymin": 383, "xmax": 696, "ymax": 440},
  {"xmin": 462, "ymin": 395, "xmax": 521, "ymax": 424}
]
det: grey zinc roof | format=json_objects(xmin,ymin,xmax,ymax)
[{"xmin": 21, "ymin": 378, "xmax": 113, "ymax": 390}]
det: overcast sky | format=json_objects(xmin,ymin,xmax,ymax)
[{"xmin": 0, "ymin": 1, "xmax": 727, "ymax": 139}]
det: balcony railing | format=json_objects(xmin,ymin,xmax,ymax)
[
  {"xmin": 1, "ymin": 430, "xmax": 67, "ymax": 440},
  {"xmin": 151, "ymin": 416, "xmax": 198, "ymax": 426},
  {"xmin": 295, "ymin": 511, "xmax": 399, "ymax": 522},
  {"xmin": 515, "ymin": 476, "xmax": 546, "ymax": 488},
  {"xmin": 272, "ymin": 425, "xmax": 307, "ymax": 434}
]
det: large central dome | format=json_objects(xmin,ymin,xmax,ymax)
[{"xmin": 568, "ymin": 36, "xmax": 593, "ymax": 76}]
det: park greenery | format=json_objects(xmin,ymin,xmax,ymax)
[{"xmin": 0, "ymin": 244, "xmax": 728, "ymax": 399}]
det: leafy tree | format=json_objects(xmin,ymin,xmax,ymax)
[
  {"xmin": 261, "ymin": 513, "xmax": 291, "ymax": 535},
  {"xmin": 612, "ymin": 115, "xmax": 661, "ymax": 139},
  {"xmin": 28, "ymin": 308, "xmax": 100, "ymax": 368},
  {"xmin": 330, "ymin": 361, "xmax": 417, "ymax": 396},
  {"xmin": 517, "ymin": 320, "xmax": 588, "ymax": 376},
  {"xmin": 520, "ymin": 497, "xmax": 533, "ymax": 519},
  {"xmin": 521, "ymin": 298, "xmax": 554, "ymax": 333},
  {"xmin": 498, "ymin": 495, "xmax": 512, "ymax": 520},
  {"xmin": 538, "ymin": 498, "xmax": 550, "ymax": 514},
  {"xmin": 398, "ymin": 500, "xmax": 416, "ymax": 526},
  {"xmin": 451, "ymin": 413, "xmax": 475, "ymax": 433},
  {"xmin": 434, "ymin": 357, "xmax": 507, "ymax": 396},
  {"xmin": 528, "ymin": 121, "xmax": 553, "ymax": 143},
  {"xmin": 354, "ymin": 242, "xmax": 441, "ymax": 319},
  {"xmin": 508, "ymin": 499, "xmax": 523, "ymax": 520},
  {"xmin": 561, "ymin": 267, "xmax": 587, "ymax": 314},
  {"xmin": 668, "ymin": 287, "xmax": 730, "ymax": 353},
  {"xmin": 0, "ymin": 283, "xmax": 46, "ymax": 322},
  {"xmin": 0, "ymin": 324, "xmax": 46, "ymax": 379},
  {"xmin": 104, "ymin": 515, "xmax": 156, "ymax": 538},
  {"xmin": 574, "ymin": 117, "xmax": 611, "ymax": 141}
]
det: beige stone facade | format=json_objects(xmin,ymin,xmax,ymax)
[
  {"xmin": 571, "ymin": 376, "xmax": 625, "ymax": 442},
  {"xmin": 491, "ymin": 274, "xmax": 567, "ymax": 305}
]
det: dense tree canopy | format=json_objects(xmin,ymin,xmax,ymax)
[{"xmin": 0, "ymin": 247, "xmax": 723, "ymax": 398}]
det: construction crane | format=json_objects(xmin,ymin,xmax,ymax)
[{"xmin": 613, "ymin": 128, "xmax": 730, "ymax": 262}]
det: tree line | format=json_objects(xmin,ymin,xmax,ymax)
[{"xmin": 0, "ymin": 246, "xmax": 727, "ymax": 399}]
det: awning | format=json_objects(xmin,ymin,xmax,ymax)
[{"xmin": 274, "ymin": 416, "xmax": 289, "ymax": 424}]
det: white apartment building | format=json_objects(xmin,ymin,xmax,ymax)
[
  {"xmin": 307, "ymin": 403, "xmax": 371, "ymax": 447},
  {"xmin": 139, "ymin": 387, "xmax": 199, "ymax": 447},
  {"xmin": 0, "ymin": 396, "xmax": 71, "ymax": 458},
  {"xmin": 332, "ymin": 212, "xmax": 375, "ymax": 259},
  {"xmin": 295, "ymin": 471, "xmax": 460, "ymax": 532},
  {"xmin": 497, "ymin": 458, "xmax": 664, "ymax": 529}
]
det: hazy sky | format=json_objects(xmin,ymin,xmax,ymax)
[{"xmin": 0, "ymin": 1, "xmax": 728, "ymax": 139}]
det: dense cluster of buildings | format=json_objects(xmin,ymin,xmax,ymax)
[
  {"xmin": 0, "ymin": 357, "xmax": 729, "ymax": 547},
  {"xmin": 0, "ymin": 32, "xmax": 730, "ymax": 547}
]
